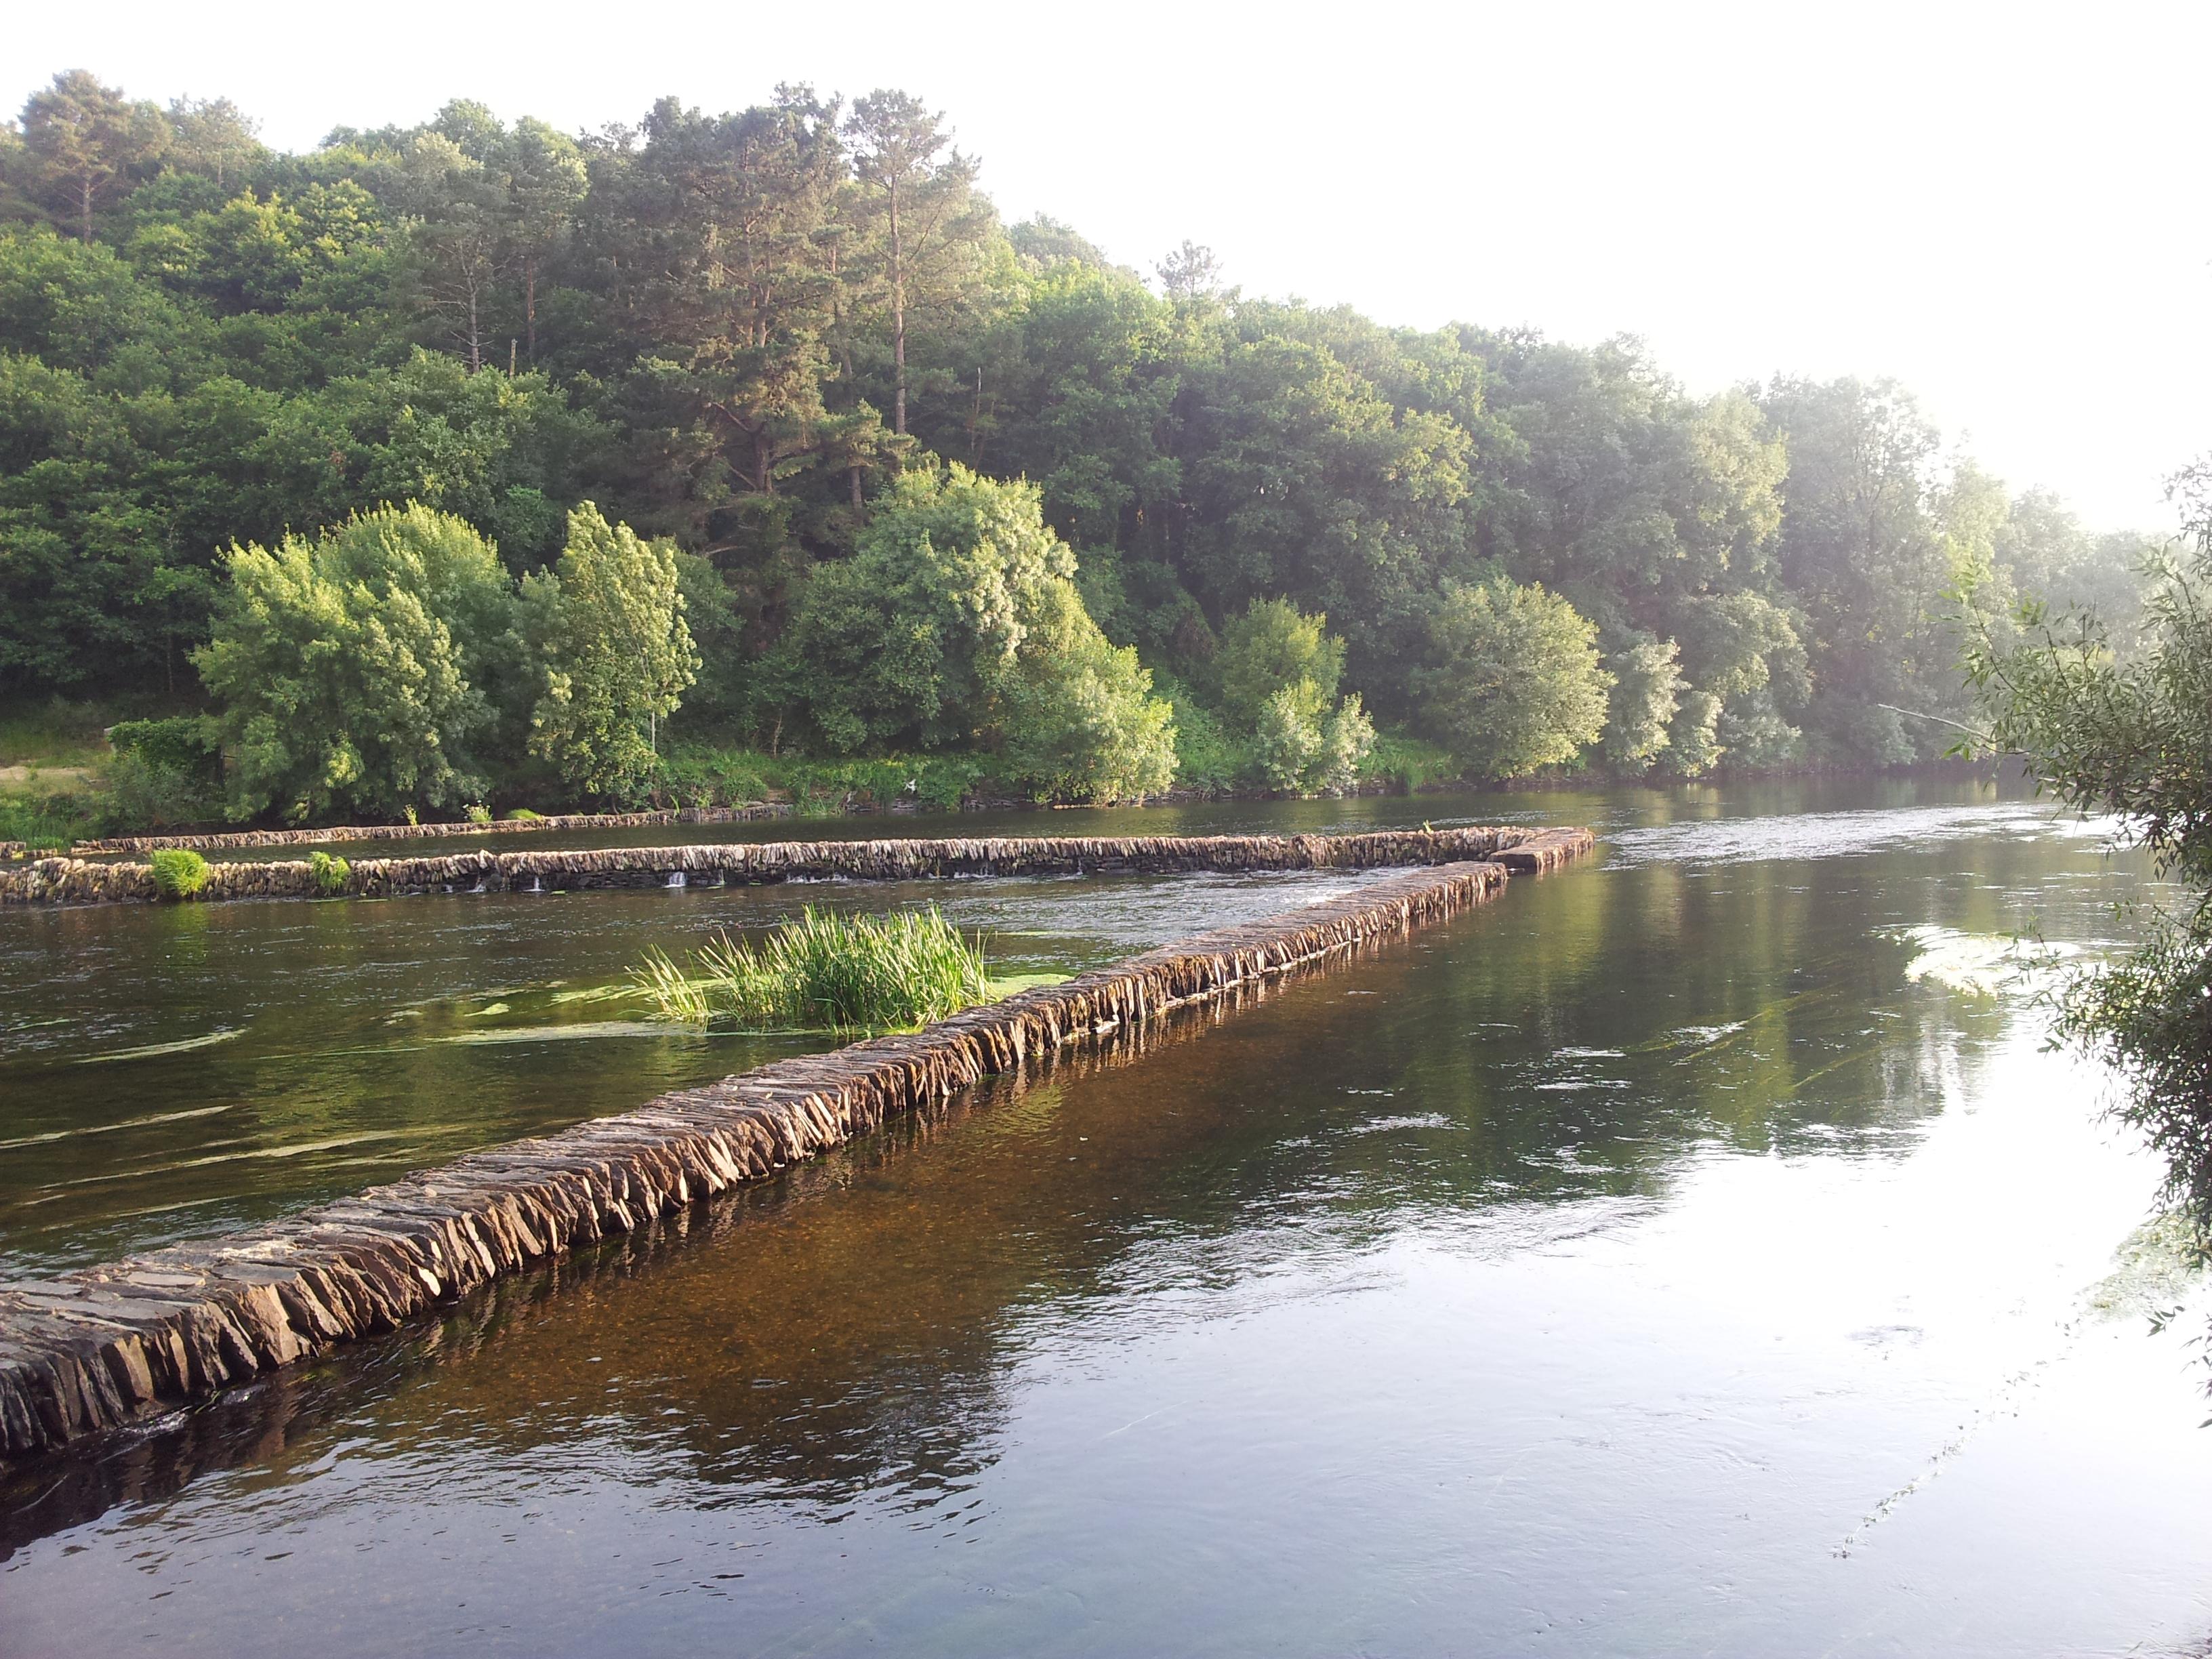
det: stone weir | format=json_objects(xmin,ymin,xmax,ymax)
[
  {"xmin": 1, "ymin": 824, "xmax": 1580, "ymax": 907},
  {"xmin": 0, "ymin": 830, "xmax": 1592, "ymax": 1462},
  {"xmin": 71, "ymin": 802, "xmax": 794, "ymax": 857}
]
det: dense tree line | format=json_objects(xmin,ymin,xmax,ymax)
[{"xmin": 0, "ymin": 70, "xmax": 2161, "ymax": 819}]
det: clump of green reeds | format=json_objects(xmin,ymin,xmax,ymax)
[
  {"xmin": 150, "ymin": 847, "xmax": 209, "ymax": 900},
  {"xmin": 634, "ymin": 905, "xmax": 991, "ymax": 1033}
]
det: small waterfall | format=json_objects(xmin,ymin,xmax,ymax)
[
  {"xmin": 665, "ymin": 870, "xmax": 687, "ymax": 889},
  {"xmin": 528, "ymin": 876, "xmax": 543, "ymax": 894}
]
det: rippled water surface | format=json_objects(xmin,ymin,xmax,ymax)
[{"xmin": 3, "ymin": 776, "xmax": 2209, "ymax": 1656}]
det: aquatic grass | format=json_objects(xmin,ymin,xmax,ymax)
[
  {"xmin": 634, "ymin": 906, "xmax": 993, "ymax": 1034},
  {"xmin": 634, "ymin": 945, "xmax": 714, "ymax": 1024},
  {"xmin": 150, "ymin": 848, "xmax": 209, "ymax": 901}
]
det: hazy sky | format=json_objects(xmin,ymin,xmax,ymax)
[{"xmin": 10, "ymin": 0, "xmax": 2207, "ymax": 529}]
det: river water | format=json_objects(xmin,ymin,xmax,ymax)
[{"xmin": 3, "ymin": 776, "xmax": 2208, "ymax": 1654}]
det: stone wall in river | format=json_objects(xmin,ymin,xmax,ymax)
[
  {"xmin": 0, "ymin": 825, "xmax": 1586, "ymax": 907},
  {"xmin": 0, "ymin": 832, "xmax": 1593, "ymax": 1462},
  {"xmin": 72, "ymin": 802, "xmax": 794, "ymax": 856}
]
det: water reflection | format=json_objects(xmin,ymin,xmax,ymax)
[
  {"xmin": 0, "ymin": 869, "xmax": 1381, "ymax": 1271},
  {"xmin": 3, "ymin": 777, "xmax": 2207, "ymax": 1655}
]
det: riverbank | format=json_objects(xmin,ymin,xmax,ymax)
[
  {"xmin": 47, "ymin": 779, "xmax": 1439, "ymax": 858},
  {"xmin": 1, "ymin": 825, "xmax": 1573, "ymax": 907},
  {"xmin": 0, "ymin": 836, "xmax": 1591, "ymax": 1462},
  {"xmin": 7, "ymin": 738, "xmax": 2001, "ymax": 863}
]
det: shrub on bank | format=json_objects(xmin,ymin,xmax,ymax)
[
  {"xmin": 0, "ymin": 787, "xmax": 91, "ymax": 851},
  {"xmin": 1364, "ymin": 730, "xmax": 1461, "ymax": 792},
  {"xmin": 656, "ymin": 743, "xmax": 984, "ymax": 815}
]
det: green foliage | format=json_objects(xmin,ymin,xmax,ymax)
[
  {"xmin": 307, "ymin": 848, "xmax": 350, "ymax": 894},
  {"xmin": 1166, "ymin": 310, "xmax": 1482, "ymax": 704},
  {"xmin": 1361, "ymin": 728, "xmax": 1460, "ymax": 792},
  {"xmin": 774, "ymin": 465, "xmax": 1172, "ymax": 800},
  {"xmin": 988, "ymin": 583, "xmax": 1177, "ymax": 802},
  {"xmin": 632, "ymin": 943, "xmax": 712, "ymax": 1024},
  {"xmin": 1251, "ymin": 682, "xmax": 1324, "ymax": 792},
  {"xmin": 505, "ymin": 806, "xmax": 541, "ymax": 820},
  {"xmin": 102, "ymin": 749, "xmax": 221, "ymax": 830},
  {"xmin": 1216, "ymin": 598, "xmax": 1345, "ymax": 729},
  {"xmin": 1151, "ymin": 678, "xmax": 1242, "ymax": 791},
  {"xmin": 464, "ymin": 802, "xmax": 492, "ymax": 825},
  {"xmin": 1475, "ymin": 339, "xmax": 1799, "ymax": 771},
  {"xmin": 0, "ymin": 787, "xmax": 96, "ymax": 850},
  {"xmin": 525, "ymin": 504, "xmax": 699, "ymax": 802},
  {"xmin": 1760, "ymin": 377, "xmax": 1958, "ymax": 763},
  {"xmin": 0, "ymin": 68, "xmax": 2163, "ymax": 817},
  {"xmin": 653, "ymin": 742, "xmax": 771, "ymax": 809},
  {"xmin": 1418, "ymin": 580, "xmax": 1612, "ymax": 779},
  {"xmin": 1238, "ymin": 676, "xmax": 1372, "ymax": 794},
  {"xmin": 192, "ymin": 504, "xmax": 520, "ymax": 821},
  {"xmin": 0, "ymin": 697, "xmax": 116, "ymax": 767},
  {"xmin": 655, "ymin": 741, "xmax": 983, "ymax": 815},
  {"xmin": 670, "ymin": 552, "xmax": 747, "ymax": 724},
  {"xmin": 634, "ymin": 906, "xmax": 990, "ymax": 1033},
  {"xmin": 1603, "ymin": 634, "xmax": 1687, "ymax": 771},
  {"xmin": 101, "ymin": 714, "xmax": 225, "ymax": 827},
  {"xmin": 1212, "ymin": 598, "xmax": 1369, "ymax": 793},
  {"xmin": 15, "ymin": 72, "xmax": 169, "ymax": 243},
  {"xmin": 776, "ymin": 464, "xmax": 1075, "ymax": 752},
  {"xmin": 1997, "ymin": 489, "xmax": 2162, "ymax": 655},
  {"xmin": 106, "ymin": 715, "xmax": 216, "ymax": 773},
  {"xmin": 1966, "ymin": 474, "xmax": 2212, "ymax": 1227},
  {"xmin": 1318, "ymin": 693, "xmax": 1377, "ymax": 792},
  {"xmin": 149, "ymin": 846, "xmax": 208, "ymax": 899}
]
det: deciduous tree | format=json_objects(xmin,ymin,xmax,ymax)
[
  {"xmin": 192, "ymin": 505, "xmax": 519, "ymax": 819},
  {"xmin": 527, "ymin": 503, "xmax": 699, "ymax": 799},
  {"xmin": 1417, "ymin": 579, "xmax": 1611, "ymax": 779}
]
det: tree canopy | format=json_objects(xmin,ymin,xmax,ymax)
[
  {"xmin": 0, "ymin": 68, "xmax": 2162, "ymax": 820},
  {"xmin": 1966, "ymin": 472, "xmax": 2212, "ymax": 1232}
]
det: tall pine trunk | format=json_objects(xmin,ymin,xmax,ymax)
[{"xmin": 890, "ymin": 185, "xmax": 906, "ymax": 436}]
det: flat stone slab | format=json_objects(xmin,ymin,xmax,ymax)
[{"xmin": 0, "ymin": 827, "xmax": 1594, "ymax": 1462}]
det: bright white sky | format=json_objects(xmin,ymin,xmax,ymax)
[{"xmin": 9, "ymin": 0, "xmax": 2207, "ymax": 531}]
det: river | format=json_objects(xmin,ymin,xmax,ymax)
[{"xmin": 2, "ymin": 775, "xmax": 2207, "ymax": 1654}]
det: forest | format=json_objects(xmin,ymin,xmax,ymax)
[{"xmin": 0, "ymin": 69, "xmax": 2162, "ymax": 832}]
